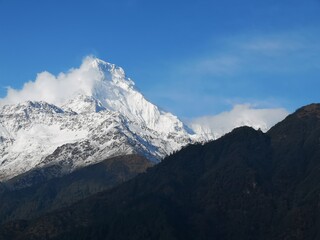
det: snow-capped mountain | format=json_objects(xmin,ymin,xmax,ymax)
[{"xmin": 0, "ymin": 57, "xmax": 199, "ymax": 182}]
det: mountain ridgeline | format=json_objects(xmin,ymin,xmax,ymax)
[{"xmin": 1, "ymin": 103, "xmax": 320, "ymax": 240}]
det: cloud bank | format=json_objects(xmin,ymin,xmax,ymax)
[
  {"xmin": 189, "ymin": 104, "xmax": 289, "ymax": 139},
  {"xmin": 0, "ymin": 56, "xmax": 102, "ymax": 106}
]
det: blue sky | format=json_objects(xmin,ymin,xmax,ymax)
[{"xmin": 0, "ymin": 0, "xmax": 319, "ymax": 119}]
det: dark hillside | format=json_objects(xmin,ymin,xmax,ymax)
[
  {"xmin": 0, "ymin": 154, "xmax": 152, "ymax": 224},
  {"xmin": 2, "ymin": 104, "xmax": 320, "ymax": 240}
]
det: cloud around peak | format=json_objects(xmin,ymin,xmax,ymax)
[{"xmin": 0, "ymin": 56, "xmax": 103, "ymax": 107}]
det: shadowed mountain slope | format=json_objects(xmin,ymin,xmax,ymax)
[{"xmin": 0, "ymin": 155, "xmax": 152, "ymax": 225}]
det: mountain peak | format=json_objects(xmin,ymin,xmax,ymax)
[
  {"xmin": 267, "ymin": 103, "xmax": 320, "ymax": 145},
  {"xmin": 294, "ymin": 103, "xmax": 320, "ymax": 118},
  {"xmin": 83, "ymin": 56, "xmax": 130, "ymax": 85}
]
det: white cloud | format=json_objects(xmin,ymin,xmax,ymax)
[
  {"xmin": 189, "ymin": 104, "xmax": 289, "ymax": 139},
  {"xmin": 0, "ymin": 56, "xmax": 102, "ymax": 106}
]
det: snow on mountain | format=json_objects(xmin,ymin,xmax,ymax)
[
  {"xmin": 62, "ymin": 95, "xmax": 106, "ymax": 114},
  {"xmin": 0, "ymin": 57, "xmax": 199, "ymax": 182},
  {"xmin": 75, "ymin": 57, "xmax": 193, "ymax": 135}
]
